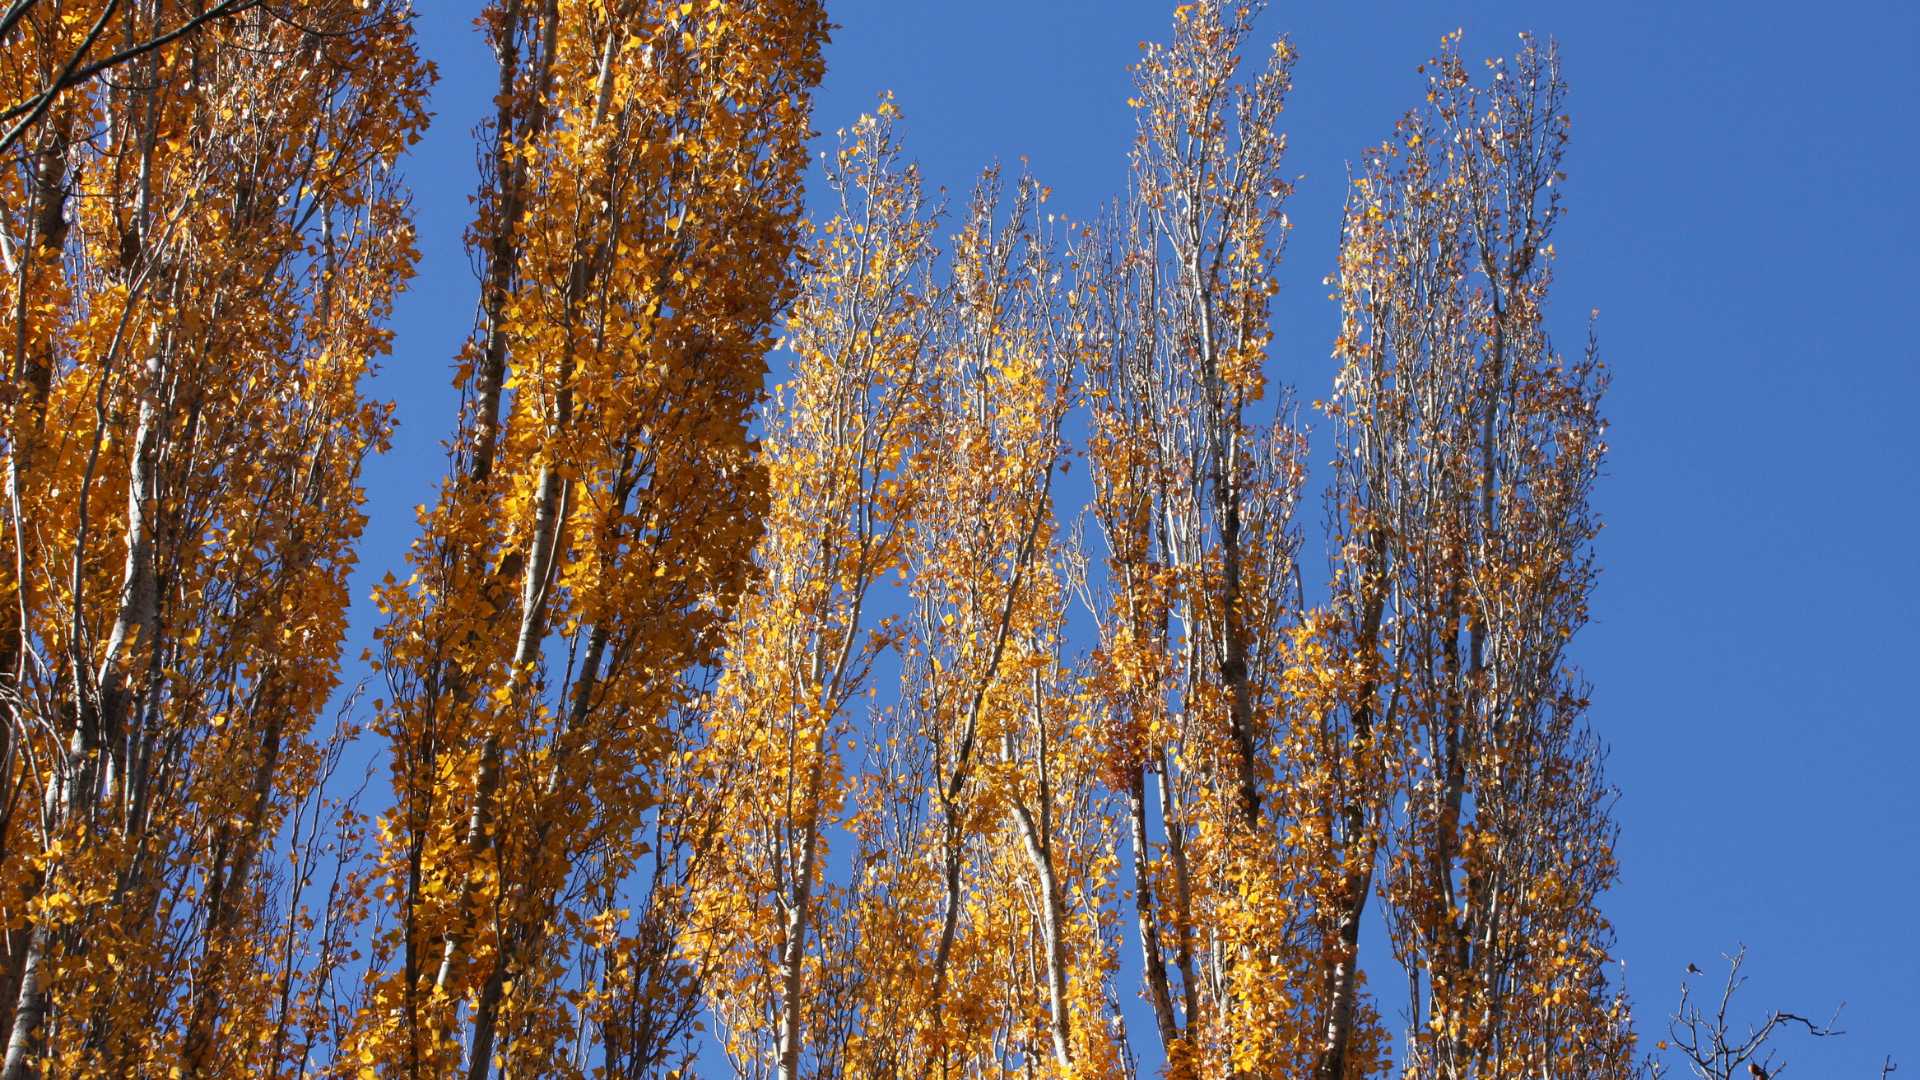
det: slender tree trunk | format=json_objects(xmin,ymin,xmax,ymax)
[
  {"xmin": 775, "ymin": 788, "xmax": 823, "ymax": 1080},
  {"xmin": 1313, "ymin": 855, "xmax": 1375, "ymax": 1080},
  {"xmin": 3, "ymin": 337, "xmax": 162, "ymax": 1078},
  {"xmin": 0, "ymin": 923, "xmax": 49, "ymax": 1080},
  {"xmin": 1315, "ymin": 537, "xmax": 1388, "ymax": 1080},
  {"xmin": 1008, "ymin": 669, "xmax": 1073, "ymax": 1067},
  {"xmin": 443, "ymin": 464, "xmax": 566, "ymax": 1077},
  {"xmin": 467, "ymin": 0, "xmax": 549, "ymax": 490},
  {"xmin": 0, "ymin": 131, "xmax": 71, "ymax": 972},
  {"xmin": 0, "ymin": 128, "xmax": 71, "ymax": 812},
  {"xmin": 1127, "ymin": 766, "xmax": 1180, "ymax": 1054},
  {"xmin": 1009, "ymin": 783, "xmax": 1071, "ymax": 1067},
  {"xmin": 1157, "ymin": 753, "xmax": 1200, "ymax": 1033}
]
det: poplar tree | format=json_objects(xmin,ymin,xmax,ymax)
[
  {"xmin": 350, "ymin": 2, "xmax": 826, "ymax": 1075},
  {"xmin": 1082, "ymin": 3, "xmax": 1372, "ymax": 1074},
  {"xmin": 0, "ymin": 3, "xmax": 428, "ymax": 1075},
  {"xmin": 1327, "ymin": 33, "xmax": 1635, "ymax": 1080},
  {"xmin": 843, "ymin": 166, "xmax": 1115, "ymax": 1076},
  {"xmin": 685, "ymin": 103, "xmax": 935, "ymax": 1080}
]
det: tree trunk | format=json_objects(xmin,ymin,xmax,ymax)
[{"xmin": 1127, "ymin": 766, "xmax": 1180, "ymax": 1054}]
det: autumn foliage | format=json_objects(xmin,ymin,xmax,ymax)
[
  {"xmin": 0, "ymin": 1, "xmax": 1646, "ymax": 1077},
  {"xmin": 0, "ymin": 2, "xmax": 427, "ymax": 1076}
]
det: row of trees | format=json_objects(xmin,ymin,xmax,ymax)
[
  {"xmin": 673, "ymin": 9, "xmax": 1632, "ymax": 1076},
  {"xmin": 0, "ymin": 1, "xmax": 1835, "ymax": 1078}
]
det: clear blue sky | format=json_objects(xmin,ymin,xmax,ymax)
[{"xmin": 360, "ymin": 1, "xmax": 1918, "ymax": 1071}]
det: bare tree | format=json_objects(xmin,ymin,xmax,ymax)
[{"xmin": 1651, "ymin": 947, "xmax": 1896, "ymax": 1080}]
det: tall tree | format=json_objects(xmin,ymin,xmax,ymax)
[
  {"xmin": 685, "ymin": 102, "xmax": 935, "ymax": 1080},
  {"xmin": 0, "ymin": 2, "xmax": 428, "ymax": 1076},
  {"xmin": 350, "ymin": 1, "xmax": 826, "ymax": 1076},
  {"xmin": 1081, "ymin": 3, "xmax": 1385, "ymax": 1074},
  {"xmin": 841, "ymin": 165, "xmax": 1121, "ymax": 1077},
  {"xmin": 1327, "ymin": 33, "xmax": 1635, "ymax": 1079}
]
